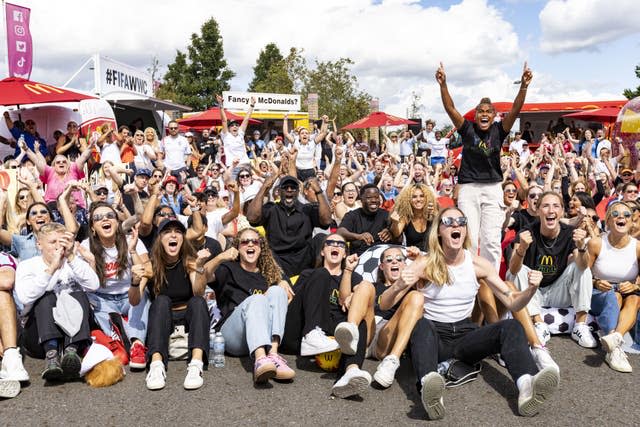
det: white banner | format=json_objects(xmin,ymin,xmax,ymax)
[
  {"xmin": 222, "ymin": 91, "xmax": 301, "ymax": 111},
  {"xmin": 97, "ymin": 55, "xmax": 153, "ymax": 97}
]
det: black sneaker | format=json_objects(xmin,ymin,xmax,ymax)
[
  {"xmin": 61, "ymin": 347, "xmax": 81, "ymax": 380},
  {"xmin": 42, "ymin": 350, "xmax": 63, "ymax": 381}
]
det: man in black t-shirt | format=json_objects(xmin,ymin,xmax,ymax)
[
  {"xmin": 507, "ymin": 192, "xmax": 595, "ymax": 349},
  {"xmin": 246, "ymin": 175, "xmax": 332, "ymax": 277},
  {"xmin": 337, "ymin": 184, "xmax": 393, "ymax": 256},
  {"xmin": 436, "ymin": 61, "xmax": 532, "ymax": 273}
]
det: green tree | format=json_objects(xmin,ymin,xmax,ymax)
[
  {"xmin": 158, "ymin": 18, "xmax": 235, "ymax": 110},
  {"xmin": 248, "ymin": 43, "xmax": 291, "ymax": 93},
  {"xmin": 303, "ymin": 58, "xmax": 372, "ymax": 128},
  {"xmin": 623, "ymin": 64, "xmax": 640, "ymax": 99}
]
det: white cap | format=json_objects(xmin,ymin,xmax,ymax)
[
  {"xmin": 80, "ymin": 343, "xmax": 115, "ymax": 376},
  {"xmin": 185, "ymin": 132, "xmax": 194, "ymax": 137}
]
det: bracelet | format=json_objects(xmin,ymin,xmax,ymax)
[
  {"xmin": 195, "ymin": 267, "xmax": 205, "ymax": 274},
  {"xmin": 130, "ymin": 283, "xmax": 140, "ymax": 288}
]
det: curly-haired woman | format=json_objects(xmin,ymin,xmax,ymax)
[{"xmin": 389, "ymin": 183, "xmax": 438, "ymax": 250}]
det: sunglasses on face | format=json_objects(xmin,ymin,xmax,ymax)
[
  {"xmin": 504, "ymin": 189, "xmax": 516, "ymax": 194},
  {"xmin": 324, "ymin": 240, "xmax": 347, "ymax": 248},
  {"xmin": 239, "ymin": 238, "xmax": 261, "ymax": 246},
  {"xmin": 18, "ymin": 194, "xmax": 29, "ymax": 200},
  {"xmin": 441, "ymin": 216, "xmax": 468, "ymax": 227},
  {"xmin": 383, "ymin": 255, "xmax": 405, "ymax": 263},
  {"xmin": 625, "ymin": 189, "xmax": 638, "ymax": 194},
  {"xmin": 156, "ymin": 211, "xmax": 175, "ymax": 219},
  {"xmin": 611, "ymin": 210, "xmax": 632, "ymax": 218},
  {"xmin": 92, "ymin": 211, "xmax": 117, "ymax": 222},
  {"xmin": 95, "ymin": 189, "xmax": 108, "ymax": 196},
  {"xmin": 29, "ymin": 208, "xmax": 48, "ymax": 217},
  {"xmin": 528, "ymin": 193, "xmax": 542, "ymax": 199},
  {"xmin": 334, "ymin": 192, "xmax": 342, "ymax": 197},
  {"xmin": 153, "ymin": 174, "xmax": 163, "ymax": 179},
  {"xmin": 8, "ymin": 165, "xmax": 18, "ymax": 169},
  {"xmin": 238, "ymin": 174, "xmax": 251, "ymax": 179},
  {"xmin": 622, "ymin": 173, "xmax": 633, "ymax": 177}
]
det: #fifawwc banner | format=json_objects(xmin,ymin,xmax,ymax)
[{"xmin": 5, "ymin": 2, "xmax": 32, "ymax": 79}]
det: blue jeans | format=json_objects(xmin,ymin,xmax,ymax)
[
  {"xmin": 220, "ymin": 286, "xmax": 288, "ymax": 356},
  {"xmin": 88, "ymin": 291, "xmax": 150, "ymax": 342},
  {"xmin": 589, "ymin": 289, "xmax": 619, "ymax": 334}
]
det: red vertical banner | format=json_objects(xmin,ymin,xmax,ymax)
[{"xmin": 5, "ymin": 2, "xmax": 32, "ymax": 79}]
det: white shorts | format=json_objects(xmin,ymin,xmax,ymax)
[{"xmin": 366, "ymin": 316, "xmax": 388, "ymax": 360}]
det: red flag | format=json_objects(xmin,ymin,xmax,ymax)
[{"xmin": 5, "ymin": 2, "xmax": 33, "ymax": 79}]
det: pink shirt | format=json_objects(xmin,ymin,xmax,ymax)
[{"xmin": 40, "ymin": 163, "xmax": 86, "ymax": 208}]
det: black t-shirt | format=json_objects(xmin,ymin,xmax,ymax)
[
  {"xmin": 324, "ymin": 268, "xmax": 364, "ymax": 318},
  {"xmin": 148, "ymin": 262, "xmax": 194, "ymax": 305},
  {"xmin": 515, "ymin": 221, "xmax": 576, "ymax": 287},
  {"xmin": 373, "ymin": 281, "xmax": 399, "ymax": 320},
  {"xmin": 140, "ymin": 225, "xmax": 157, "ymax": 253},
  {"xmin": 213, "ymin": 261, "xmax": 273, "ymax": 327},
  {"xmin": 509, "ymin": 209, "xmax": 537, "ymax": 234},
  {"xmin": 123, "ymin": 190, "xmax": 149, "ymax": 215},
  {"xmin": 255, "ymin": 201, "xmax": 327, "ymax": 254},
  {"xmin": 457, "ymin": 119, "xmax": 506, "ymax": 184},
  {"xmin": 340, "ymin": 208, "xmax": 390, "ymax": 255}
]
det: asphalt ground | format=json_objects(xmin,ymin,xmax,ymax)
[{"xmin": 2, "ymin": 334, "xmax": 639, "ymax": 426}]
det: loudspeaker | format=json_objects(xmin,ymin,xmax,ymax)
[{"xmin": 408, "ymin": 118, "xmax": 422, "ymax": 134}]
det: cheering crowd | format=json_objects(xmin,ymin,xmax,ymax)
[{"xmin": 0, "ymin": 62, "xmax": 638, "ymax": 421}]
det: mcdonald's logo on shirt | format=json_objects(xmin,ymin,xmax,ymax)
[
  {"xmin": 23, "ymin": 83, "xmax": 65, "ymax": 95},
  {"xmin": 539, "ymin": 255, "xmax": 554, "ymax": 266}
]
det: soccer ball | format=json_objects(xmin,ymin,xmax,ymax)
[
  {"xmin": 315, "ymin": 348, "xmax": 341, "ymax": 372},
  {"xmin": 354, "ymin": 244, "xmax": 391, "ymax": 283},
  {"xmin": 541, "ymin": 307, "xmax": 599, "ymax": 335}
]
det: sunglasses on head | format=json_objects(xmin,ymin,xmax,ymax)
[
  {"xmin": 324, "ymin": 240, "xmax": 346, "ymax": 248},
  {"xmin": 92, "ymin": 211, "xmax": 117, "ymax": 222},
  {"xmin": 611, "ymin": 210, "xmax": 632, "ymax": 218},
  {"xmin": 383, "ymin": 255, "xmax": 405, "ymax": 263},
  {"xmin": 239, "ymin": 238, "xmax": 261, "ymax": 246},
  {"xmin": 441, "ymin": 216, "xmax": 468, "ymax": 227},
  {"xmin": 29, "ymin": 208, "xmax": 48, "ymax": 217}
]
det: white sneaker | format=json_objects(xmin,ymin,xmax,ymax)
[
  {"xmin": 517, "ymin": 367, "xmax": 559, "ymax": 417},
  {"xmin": 373, "ymin": 355, "xmax": 400, "ymax": 388},
  {"xmin": 420, "ymin": 372, "xmax": 445, "ymax": 420},
  {"xmin": 0, "ymin": 379, "xmax": 20, "ymax": 399},
  {"xmin": 183, "ymin": 362, "xmax": 204, "ymax": 390},
  {"xmin": 571, "ymin": 322, "xmax": 597, "ymax": 348},
  {"xmin": 334, "ymin": 322, "xmax": 359, "ymax": 356},
  {"xmin": 534, "ymin": 322, "xmax": 551, "ymax": 345},
  {"xmin": 0, "ymin": 348, "xmax": 29, "ymax": 382},
  {"xmin": 331, "ymin": 367, "xmax": 371, "ymax": 398},
  {"xmin": 145, "ymin": 361, "xmax": 166, "ymax": 390},
  {"xmin": 530, "ymin": 346, "xmax": 560, "ymax": 374},
  {"xmin": 300, "ymin": 327, "xmax": 340, "ymax": 356},
  {"xmin": 600, "ymin": 331, "xmax": 624, "ymax": 353},
  {"xmin": 605, "ymin": 347, "xmax": 632, "ymax": 373}
]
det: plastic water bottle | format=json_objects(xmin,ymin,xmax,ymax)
[
  {"xmin": 18, "ymin": 134, "xmax": 25, "ymax": 148},
  {"xmin": 208, "ymin": 331, "xmax": 216, "ymax": 365},
  {"xmin": 212, "ymin": 332, "xmax": 225, "ymax": 368}
]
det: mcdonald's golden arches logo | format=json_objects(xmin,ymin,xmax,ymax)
[
  {"xmin": 23, "ymin": 83, "xmax": 65, "ymax": 95},
  {"xmin": 539, "ymin": 255, "xmax": 554, "ymax": 266}
]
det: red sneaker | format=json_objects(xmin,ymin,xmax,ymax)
[
  {"xmin": 91, "ymin": 330, "xmax": 129, "ymax": 366},
  {"xmin": 129, "ymin": 341, "xmax": 147, "ymax": 370}
]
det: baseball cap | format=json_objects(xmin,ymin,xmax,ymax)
[
  {"xmin": 157, "ymin": 218, "xmax": 186, "ymax": 234},
  {"xmin": 279, "ymin": 175, "xmax": 299, "ymax": 189},
  {"xmin": 135, "ymin": 168, "xmax": 152, "ymax": 177},
  {"xmin": 228, "ymin": 120, "xmax": 240, "ymax": 127},
  {"xmin": 163, "ymin": 175, "xmax": 179, "ymax": 187},
  {"xmin": 185, "ymin": 132, "xmax": 194, "ymax": 137},
  {"xmin": 621, "ymin": 168, "xmax": 634, "ymax": 175}
]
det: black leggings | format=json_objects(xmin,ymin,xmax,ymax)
[
  {"xmin": 281, "ymin": 268, "xmax": 366, "ymax": 376},
  {"xmin": 146, "ymin": 295, "xmax": 210, "ymax": 368},
  {"xmin": 20, "ymin": 291, "xmax": 92, "ymax": 359},
  {"xmin": 409, "ymin": 317, "xmax": 538, "ymax": 390}
]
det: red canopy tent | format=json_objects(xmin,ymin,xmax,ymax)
[
  {"xmin": 562, "ymin": 106, "xmax": 622, "ymax": 123},
  {"xmin": 0, "ymin": 77, "xmax": 96, "ymax": 108},
  {"xmin": 342, "ymin": 111, "xmax": 417, "ymax": 129},
  {"xmin": 462, "ymin": 100, "xmax": 627, "ymax": 121},
  {"xmin": 177, "ymin": 108, "xmax": 261, "ymax": 131}
]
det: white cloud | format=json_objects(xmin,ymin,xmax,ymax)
[{"xmin": 539, "ymin": 0, "xmax": 639, "ymax": 53}]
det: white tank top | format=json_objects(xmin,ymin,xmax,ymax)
[
  {"xmin": 421, "ymin": 250, "xmax": 480, "ymax": 323},
  {"xmin": 591, "ymin": 233, "xmax": 638, "ymax": 283}
]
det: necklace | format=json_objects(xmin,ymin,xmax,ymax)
[
  {"xmin": 166, "ymin": 259, "xmax": 180, "ymax": 269},
  {"xmin": 541, "ymin": 233, "xmax": 559, "ymax": 249}
]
